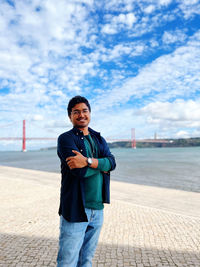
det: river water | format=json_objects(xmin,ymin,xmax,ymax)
[{"xmin": 0, "ymin": 147, "xmax": 199, "ymax": 193}]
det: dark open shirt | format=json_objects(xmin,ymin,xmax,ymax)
[{"xmin": 57, "ymin": 126, "xmax": 116, "ymax": 222}]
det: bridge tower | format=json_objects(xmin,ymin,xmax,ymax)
[
  {"xmin": 22, "ymin": 120, "xmax": 26, "ymax": 152},
  {"xmin": 131, "ymin": 128, "xmax": 136, "ymax": 149}
]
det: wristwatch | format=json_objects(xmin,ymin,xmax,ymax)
[{"xmin": 87, "ymin": 157, "xmax": 93, "ymax": 166}]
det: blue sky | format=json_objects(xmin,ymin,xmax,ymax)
[{"xmin": 0, "ymin": 0, "xmax": 200, "ymax": 150}]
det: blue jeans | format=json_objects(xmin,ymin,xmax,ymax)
[{"xmin": 57, "ymin": 208, "xmax": 103, "ymax": 267}]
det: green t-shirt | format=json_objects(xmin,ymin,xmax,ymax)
[{"xmin": 84, "ymin": 134, "xmax": 111, "ymax": 210}]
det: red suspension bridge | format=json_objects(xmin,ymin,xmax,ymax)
[
  {"xmin": 0, "ymin": 120, "xmax": 56, "ymax": 152},
  {"xmin": 0, "ymin": 120, "xmax": 171, "ymax": 151}
]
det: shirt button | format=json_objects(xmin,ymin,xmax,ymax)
[
  {"xmin": 81, "ymin": 137, "xmax": 84, "ymax": 140},
  {"xmin": 76, "ymin": 133, "xmax": 78, "ymax": 135},
  {"xmin": 80, "ymin": 149, "xmax": 83, "ymax": 152}
]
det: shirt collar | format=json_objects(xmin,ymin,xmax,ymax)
[{"xmin": 72, "ymin": 126, "xmax": 100, "ymax": 137}]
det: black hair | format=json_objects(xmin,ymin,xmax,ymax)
[{"xmin": 67, "ymin": 95, "xmax": 91, "ymax": 116}]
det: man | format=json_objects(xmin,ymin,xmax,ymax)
[{"xmin": 57, "ymin": 95, "xmax": 116, "ymax": 267}]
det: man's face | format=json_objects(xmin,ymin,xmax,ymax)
[{"xmin": 69, "ymin": 103, "xmax": 91, "ymax": 129}]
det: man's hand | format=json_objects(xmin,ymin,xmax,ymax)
[{"xmin": 66, "ymin": 150, "xmax": 87, "ymax": 169}]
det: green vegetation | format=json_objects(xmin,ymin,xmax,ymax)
[
  {"xmin": 43, "ymin": 138, "xmax": 200, "ymax": 150},
  {"xmin": 108, "ymin": 138, "xmax": 200, "ymax": 148}
]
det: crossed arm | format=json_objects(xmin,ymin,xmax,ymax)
[
  {"xmin": 66, "ymin": 150, "xmax": 98, "ymax": 170},
  {"xmin": 58, "ymin": 133, "xmax": 115, "ymax": 174},
  {"xmin": 66, "ymin": 150, "xmax": 111, "ymax": 177}
]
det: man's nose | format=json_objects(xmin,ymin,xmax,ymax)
[{"xmin": 78, "ymin": 111, "xmax": 85, "ymax": 116}]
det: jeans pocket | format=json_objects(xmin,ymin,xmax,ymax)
[{"xmin": 60, "ymin": 215, "xmax": 88, "ymax": 235}]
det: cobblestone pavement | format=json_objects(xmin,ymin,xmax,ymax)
[{"xmin": 0, "ymin": 166, "xmax": 200, "ymax": 267}]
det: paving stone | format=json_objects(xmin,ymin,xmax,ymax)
[{"xmin": 0, "ymin": 166, "xmax": 200, "ymax": 266}]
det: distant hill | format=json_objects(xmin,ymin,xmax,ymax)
[
  {"xmin": 108, "ymin": 138, "xmax": 200, "ymax": 148},
  {"xmin": 41, "ymin": 137, "xmax": 200, "ymax": 150}
]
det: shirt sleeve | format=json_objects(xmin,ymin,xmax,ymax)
[
  {"xmin": 84, "ymin": 157, "xmax": 112, "ymax": 178},
  {"xmin": 57, "ymin": 133, "xmax": 87, "ymax": 178},
  {"xmin": 97, "ymin": 158, "xmax": 112, "ymax": 172}
]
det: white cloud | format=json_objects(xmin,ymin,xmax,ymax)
[
  {"xmin": 159, "ymin": 0, "xmax": 172, "ymax": 6},
  {"xmin": 97, "ymin": 41, "xmax": 146, "ymax": 63},
  {"xmin": 104, "ymin": 0, "xmax": 135, "ymax": 12},
  {"xmin": 144, "ymin": 5, "xmax": 155, "ymax": 14},
  {"xmin": 139, "ymin": 100, "xmax": 200, "ymax": 123},
  {"xmin": 101, "ymin": 44, "xmax": 131, "ymax": 61},
  {"xmin": 150, "ymin": 39, "xmax": 159, "ymax": 47},
  {"xmin": 117, "ymin": 13, "xmax": 137, "ymax": 27},
  {"xmin": 33, "ymin": 115, "xmax": 44, "ymax": 121},
  {"xmin": 95, "ymin": 31, "xmax": 200, "ymax": 109},
  {"xmin": 0, "ymin": 0, "xmax": 200, "ymax": 149},
  {"xmin": 44, "ymin": 120, "xmax": 71, "ymax": 129},
  {"xmin": 130, "ymin": 99, "xmax": 200, "ymax": 138},
  {"xmin": 177, "ymin": 0, "xmax": 200, "ymax": 19},
  {"xmin": 102, "ymin": 12, "xmax": 137, "ymax": 34},
  {"xmin": 0, "ymin": 0, "xmax": 98, "ymax": 105},
  {"xmin": 162, "ymin": 29, "xmax": 187, "ymax": 44},
  {"xmin": 91, "ymin": 98, "xmax": 200, "ymax": 140},
  {"xmin": 101, "ymin": 24, "xmax": 117, "ymax": 34},
  {"xmin": 101, "ymin": 2, "xmax": 187, "ymax": 40},
  {"xmin": 175, "ymin": 130, "xmax": 190, "ymax": 138}
]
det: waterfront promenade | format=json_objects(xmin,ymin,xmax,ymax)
[{"xmin": 0, "ymin": 166, "xmax": 200, "ymax": 267}]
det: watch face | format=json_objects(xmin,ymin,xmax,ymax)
[{"xmin": 88, "ymin": 158, "xmax": 92, "ymax": 165}]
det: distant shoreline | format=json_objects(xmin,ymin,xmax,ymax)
[
  {"xmin": 108, "ymin": 137, "xmax": 200, "ymax": 148},
  {"xmin": 40, "ymin": 137, "xmax": 200, "ymax": 150}
]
